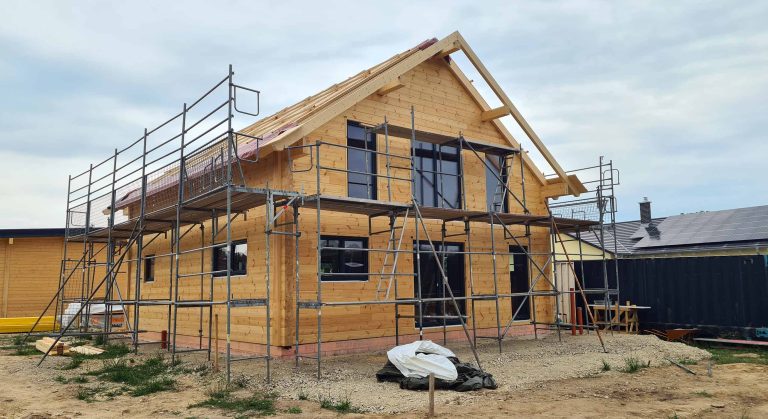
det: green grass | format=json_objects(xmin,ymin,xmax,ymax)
[
  {"xmin": 85, "ymin": 354, "xmax": 177, "ymax": 397},
  {"xmin": 693, "ymin": 390, "xmax": 713, "ymax": 397},
  {"xmin": 129, "ymin": 377, "xmax": 176, "ymax": 396},
  {"xmin": 706, "ymin": 347, "xmax": 768, "ymax": 365},
  {"xmin": 60, "ymin": 343, "xmax": 131, "ymax": 370},
  {"xmin": 12, "ymin": 344, "xmax": 39, "ymax": 356},
  {"xmin": 320, "ymin": 396, "xmax": 359, "ymax": 414},
  {"xmin": 190, "ymin": 388, "xmax": 276, "ymax": 416},
  {"xmin": 55, "ymin": 375, "xmax": 89, "ymax": 384},
  {"xmin": 601, "ymin": 359, "xmax": 611, "ymax": 372},
  {"xmin": 621, "ymin": 357, "xmax": 650, "ymax": 373},
  {"xmin": 678, "ymin": 358, "xmax": 698, "ymax": 365},
  {"xmin": 287, "ymin": 406, "xmax": 302, "ymax": 414}
]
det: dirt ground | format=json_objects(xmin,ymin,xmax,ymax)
[{"xmin": 0, "ymin": 333, "xmax": 766, "ymax": 418}]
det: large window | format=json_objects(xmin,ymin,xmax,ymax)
[
  {"xmin": 143, "ymin": 255, "xmax": 155, "ymax": 283},
  {"xmin": 414, "ymin": 242, "xmax": 466, "ymax": 328},
  {"xmin": 347, "ymin": 121, "xmax": 377, "ymax": 200},
  {"xmin": 320, "ymin": 236, "xmax": 368, "ymax": 281},
  {"xmin": 412, "ymin": 140, "xmax": 461, "ymax": 208},
  {"xmin": 485, "ymin": 155, "xmax": 509, "ymax": 212},
  {"xmin": 212, "ymin": 240, "xmax": 247, "ymax": 277}
]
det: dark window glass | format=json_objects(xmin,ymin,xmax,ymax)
[
  {"xmin": 412, "ymin": 140, "xmax": 461, "ymax": 208},
  {"xmin": 509, "ymin": 245, "xmax": 530, "ymax": 320},
  {"xmin": 414, "ymin": 242, "xmax": 465, "ymax": 328},
  {"xmin": 212, "ymin": 240, "xmax": 247, "ymax": 277},
  {"xmin": 347, "ymin": 121, "xmax": 377, "ymax": 200},
  {"xmin": 144, "ymin": 255, "xmax": 155, "ymax": 283},
  {"xmin": 320, "ymin": 236, "xmax": 368, "ymax": 281},
  {"xmin": 485, "ymin": 155, "xmax": 509, "ymax": 212}
]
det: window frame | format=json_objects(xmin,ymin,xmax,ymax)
[
  {"xmin": 485, "ymin": 154, "xmax": 509, "ymax": 213},
  {"xmin": 319, "ymin": 235, "xmax": 370, "ymax": 282},
  {"xmin": 143, "ymin": 254, "xmax": 155, "ymax": 283},
  {"xmin": 346, "ymin": 121, "xmax": 378, "ymax": 200},
  {"xmin": 412, "ymin": 140, "xmax": 462, "ymax": 209},
  {"xmin": 212, "ymin": 239, "xmax": 248, "ymax": 277},
  {"xmin": 413, "ymin": 241, "xmax": 466, "ymax": 328}
]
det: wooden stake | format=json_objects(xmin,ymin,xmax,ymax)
[
  {"xmin": 214, "ymin": 313, "xmax": 220, "ymax": 372},
  {"xmin": 428, "ymin": 373, "xmax": 435, "ymax": 417}
]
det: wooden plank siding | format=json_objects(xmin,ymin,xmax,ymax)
[
  {"xmin": 0, "ymin": 237, "xmax": 63, "ymax": 317},
  {"xmin": 127, "ymin": 58, "xmax": 557, "ymax": 348}
]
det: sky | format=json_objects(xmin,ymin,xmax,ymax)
[{"xmin": 1, "ymin": 1, "xmax": 767, "ymax": 227}]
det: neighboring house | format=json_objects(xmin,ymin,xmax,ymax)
[
  {"xmin": 49, "ymin": 32, "xmax": 598, "ymax": 367},
  {"xmin": 0, "ymin": 229, "xmax": 66, "ymax": 318},
  {"xmin": 570, "ymin": 200, "xmax": 768, "ymax": 337}
]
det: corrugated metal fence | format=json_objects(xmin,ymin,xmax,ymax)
[{"xmin": 579, "ymin": 255, "xmax": 768, "ymax": 337}]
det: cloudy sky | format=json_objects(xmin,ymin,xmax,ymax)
[{"xmin": 1, "ymin": 1, "xmax": 766, "ymax": 227}]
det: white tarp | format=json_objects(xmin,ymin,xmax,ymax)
[{"xmin": 386, "ymin": 340, "xmax": 458, "ymax": 381}]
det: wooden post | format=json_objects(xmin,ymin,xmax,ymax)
[
  {"xmin": 214, "ymin": 313, "xmax": 220, "ymax": 371},
  {"xmin": 428, "ymin": 373, "xmax": 435, "ymax": 417},
  {"xmin": 161, "ymin": 330, "xmax": 168, "ymax": 349}
]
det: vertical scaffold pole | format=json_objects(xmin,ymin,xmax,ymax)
[
  {"xmin": 171, "ymin": 103, "xmax": 187, "ymax": 365},
  {"xmin": 225, "ymin": 65, "xmax": 234, "ymax": 383},
  {"xmin": 315, "ymin": 141, "xmax": 322, "ymax": 379},
  {"xmin": 293, "ymin": 201, "xmax": 301, "ymax": 368},
  {"xmin": 133, "ymin": 129, "xmax": 149, "ymax": 351},
  {"xmin": 264, "ymin": 190, "xmax": 273, "ymax": 382}
]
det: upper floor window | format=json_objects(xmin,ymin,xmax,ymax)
[
  {"xmin": 320, "ymin": 236, "xmax": 369, "ymax": 281},
  {"xmin": 347, "ymin": 121, "xmax": 377, "ymax": 200},
  {"xmin": 212, "ymin": 239, "xmax": 247, "ymax": 277},
  {"xmin": 485, "ymin": 155, "xmax": 509, "ymax": 212},
  {"xmin": 144, "ymin": 255, "xmax": 155, "ymax": 283},
  {"xmin": 413, "ymin": 141, "xmax": 461, "ymax": 209}
]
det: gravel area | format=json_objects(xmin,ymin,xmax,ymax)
[{"xmin": 240, "ymin": 333, "xmax": 710, "ymax": 414}]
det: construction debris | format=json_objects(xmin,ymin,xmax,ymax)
[
  {"xmin": 376, "ymin": 341, "xmax": 497, "ymax": 392},
  {"xmin": 70, "ymin": 345, "xmax": 104, "ymax": 356},
  {"xmin": 35, "ymin": 337, "xmax": 70, "ymax": 356}
]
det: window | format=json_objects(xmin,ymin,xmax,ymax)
[
  {"xmin": 412, "ymin": 140, "xmax": 461, "ymax": 208},
  {"xmin": 143, "ymin": 255, "xmax": 155, "ymax": 283},
  {"xmin": 414, "ymin": 242, "xmax": 465, "ymax": 328},
  {"xmin": 347, "ymin": 121, "xmax": 377, "ymax": 200},
  {"xmin": 212, "ymin": 240, "xmax": 247, "ymax": 277},
  {"xmin": 320, "ymin": 236, "xmax": 368, "ymax": 281},
  {"xmin": 485, "ymin": 155, "xmax": 509, "ymax": 212}
]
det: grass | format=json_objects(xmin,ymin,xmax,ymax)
[
  {"xmin": 705, "ymin": 347, "xmax": 768, "ymax": 365},
  {"xmin": 85, "ymin": 354, "xmax": 177, "ymax": 397},
  {"xmin": 55, "ymin": 375, "xmax": 88, "ymax": 384},
  {"xmin": 320, "ymin": 396, "xmax": 359, "ymax": 414},
  {"xmin": 621, "ymin": 357, "xmax": 650, "ymax": 373},
  {"xmin": 601, "ymin": 359, "xmax": 611, "ymax": 372},
  {"xmin": 129, "ymin": 377, "xmax": 176, "ymax": 396},
  {"xmin": 287, "ymin": 407, "xmax": 302, "ymax": 414},
  {"xmin": 693, "ymin": 390, "xmax": 713, "ymax": 397},
  {"xmin": 297, "ymin": 388, "xmax": 309, "ymax": 400},
  {"xmin": 678, "ymin": 358, "xmax": 698, "ymax": 365},
  {"xmin": 190, "ymin": 388, "xmax": 276, "ymax": 416}
]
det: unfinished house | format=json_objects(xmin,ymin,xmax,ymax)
[{"xmin": 33, "ymin": 32, "xmax": 618, "ymax": 381}]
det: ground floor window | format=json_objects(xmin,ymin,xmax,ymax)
[
  {"xmin": 320, "ymin": 236, "xmax": 369, "ymax": 281},
  {"xmin": 414, "ymin": 242, "xmax": 465, "ymax": 328},
  {"xmin": 212, "ymin": 240, "xmax": 247, "ymax": 277},
  {"xmin": 509, "ymin": 245, "xmax": 531, "ymax": 320}
]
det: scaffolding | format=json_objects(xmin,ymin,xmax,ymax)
[
  {"xmin": 25, "ymin": 66, "xmax": 303, "ymax": 382},
  {"xmin": 26, "ymin": 71, "xmax": 619, "ymax": 384},
  {"xmin": 291, "ymin": 107, "xmax": 618, "ymax": 378}
]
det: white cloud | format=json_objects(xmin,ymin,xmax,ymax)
[{"xmin": 0, "ymin": 0, "xmax": 767, "ymax": 226}]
